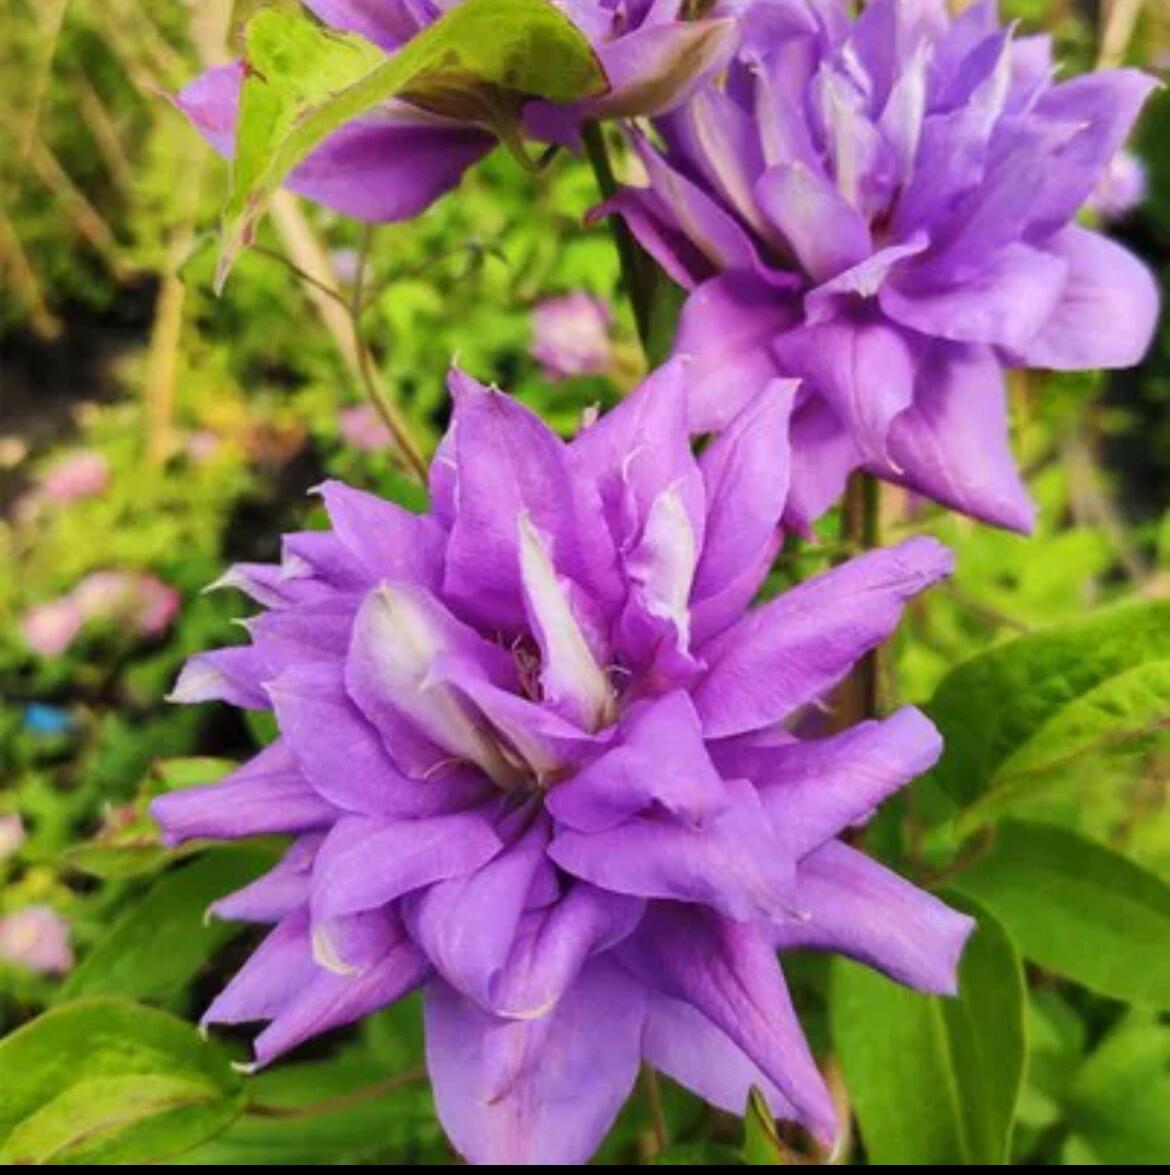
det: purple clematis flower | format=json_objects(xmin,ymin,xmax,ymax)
[
  {"xmin": 602, "ymin": 0, "xmax": 1160, "ymax": 532},
  {"xmin": 152, "ymin": 361, "xmax": 970, "ymax": 1164},
  {"xmin": 177, "ymin": 1, "xmax": 738, "ymax": 225}
]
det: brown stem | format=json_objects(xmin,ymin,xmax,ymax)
[{"xmin": 833, "ymin": 473, "xmax": 881, "ymax": 730}]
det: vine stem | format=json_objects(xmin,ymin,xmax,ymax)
[
  {"xmin": 349, "ymin": 223, "xmax": 430, "ymax": 484},
  {"xmin": 246, "ymin": 1065, "xmax": 427, "ymax": 1121},
  {"xmin": 835, "ymin": 472, "xmax": 882, "ymax": 728},
  {"xmin": 582, "ymin": 122, "xmax": 654, "ymax": 355}
]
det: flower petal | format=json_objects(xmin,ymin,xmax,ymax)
[
  {"xmin": 695, "ymin": 538, "xmax": 952, "ymax": 738},
  {"xmin": 775, "ymin": 841, "xmax": 974, "ymax": 994},
  {"xmin": 1010, "ymin": 226, "xmax": 1159, "ymax": 371},
  {"xmin": 424, "ymin": 958, "xmax": 646, "ymax": 1164}
]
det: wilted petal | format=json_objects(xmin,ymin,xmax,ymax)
[
  {"xmin": 775, "ymin": 841, "xmax": 974, "ymax": 994},
  {"xmin": 1010, "ymin": 225, "xmax": 1159, "ymax": 371},
  {"xmin": 694, "ymin": 539, "xmax": 953, "ymax": 738},
  {"xmin": 425, "ymin": 958, "xmax": 646, "ymax": 1164},
  {"xmin": 151, "ymin": 741, "xmax": 337, "ymax": 845},
  {"xmin": 622, "ymin": 904, "xmax": 837, "ymax": 1144},
  {"xmin": 588, "ymin": 18, "xmax": 739, "ymax": 119}
]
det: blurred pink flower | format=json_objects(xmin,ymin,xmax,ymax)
[
  {"xmin": 339, "ymin": 404, "xmax": 393, "ymax": 453},
  {"xmin": 21, "ymin": 598, "xmax": 84, "ymax": 657},
  {"xmin": 0, "ymin": 814, "xmax": 24, "ymax": 862},
  {"xmin": 530, "ymin": 292, "xmax": 614, "ymax": 380},
  {"xmin": 0, "ymin": 906, "xmax": 73, "ymax": 975},
  {"xmin": 186, "ymin": 430, "xmax": 223, "ymax": 463},
  {"xmin": 23, "ymin": 572, "xmax": 181, "ymax": 657},
  {"xmin": 39, "ymin": 451, "xmax": 109, "ymax": 503},
  {"xmin": 73, "ymin": 571, "xmax": 181, "ymax": 637}
]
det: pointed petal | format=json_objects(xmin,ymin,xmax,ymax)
[
  {"xmin": 547, "ymin": 691, "xmax": 731, "ymax": 834},
  {"xmin": 518, "ymin": 513, "xmax": 615, "ymax": 731},
  {"xmin": 402, "ymin": 816, "xmax": 551, "ymax": 1007},
  {"xmin": 622, "ymin": 905, "xmax": 837, "ymax": 1144},
  {"xmin": 169, "ymin": 646, "xmax": 270, "ymax": 710},
  {"xmin": 748, "ymin": 707, "xmax": 942, "ymax": 857},
  {"xmin": 253, "ymin": 914, "xmax": 429, "ymax": 1065},
  {"xmin": 315, "ymin": 480, "xmax": 445, "ymax": 590},
  {"xmin": 425, "ymin": 959, "xmax": 646, "ymax": 1164},
  {"xmin": 270, "ymin": 661, "xmax": 487, "ymax": 816},
  {"xmin": 202, "ymin": 910, "xmax": 317, "ymax": 1029},
  {"xmin": 692, "ymin": 381, "xmax": 796, "ymax": 642},
  {"xmin": 210, "ymin": 836, "xmax": 323, "ymax": 924},
  {"xmin": 882, "ymin": 243, "xmax": 1068, "ymax": 350},
  {"xmin": 150, "ymin": 741, "xmax": 337, "ymax": 845},
  {"xmin": 643, "ymin": 994, "xmax": 798, "ymax": 1120},
  {"xmin": 549, "ymin": 779, "xmax": 796, "ymax": 923},
  {"xmin": 694, "ymin": 539, "xmax": 953, "ymax": 738},
  {"xmin": 346, "ymin": 583, "xmax": 519, "ymax": 784},
  {"xmin": 443, "ymin": 371, "xmax": 619, "ymax": 631},
  {"xmin": 783, "ymin": 393, "xmax": 862, "ymax": 534},
  {"xmin": 310, "ymin": 806, "xmax": 503, "ymax": 921},
  {"xmin": 755, "ymin": 162, "xmax": 872, "ymax": 283},
  {"xmin": 776, "ymin": 841, "xmax": 974, "ymax": 994}
]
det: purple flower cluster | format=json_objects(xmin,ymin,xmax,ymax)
[
  {"xmin": 177, "ymin": 1, "xmax": 738, "ymax": 225},
  {"xmin": 604, "ymin": 0, "xmax": 1159, "ymax": 530},
  {"xmin": 154, "ymin": 363, "xmax": 971, "ymax": 1163}
]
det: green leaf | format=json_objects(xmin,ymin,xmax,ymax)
[
  {"xmin": 218, "ymin": 0, "xmax": 607, "ymax": 288},
  {"xmin": 953, "ymin": 821, "xmax": 1170, "ymax": 1007},
  {"xmin": 63, "ymin": 846, "xmax": 276, "ymax": 1002},
  {"xmin": 0, "ymin": 999, "xmax": 245, "ymax": 1164},
  {"xmin": 742, "ymin": 1086, "xmax": 797, "ymax": 1164},
  {"xmin": 177, "ymin": 1052, "xmax": 440, "ymax": 1165},
  {"xmin": 831, "ymin": 897, "xmax": 1025, "ymax": 1164},
  {"xmin": 927, "ymin": 600, "xmax": 1170, "ymax": 825},
  {"xmin": 1063, "ymin": 1012, "xmax": 1170, "ymax": 1163}
]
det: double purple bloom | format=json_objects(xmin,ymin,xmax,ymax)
[
  {"xmin": 604, "ymin": 0, "xmax": 1160, "ymax": 530},
  {"xmin": 154, "ymin": 363, "xmax": 971, "ymax": 1164},
  {"xmin": 177, "ymin": 0, "xmax": 738, "ymax": 224}
]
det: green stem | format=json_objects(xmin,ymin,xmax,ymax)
[
  {"xmin": 582, "ymin": 121, "xmax": 653, "ymax": 355},
  {"xmin": 837, "ymin": 472, "xmax": 882, "ymax": 727}
]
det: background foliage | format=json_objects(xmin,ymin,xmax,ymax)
[{"xmin": 2, "ymin": 0, "xmax": 1169, "ymax": 1164}]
